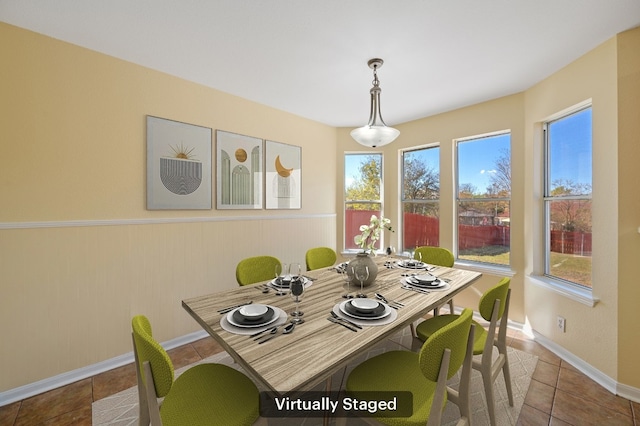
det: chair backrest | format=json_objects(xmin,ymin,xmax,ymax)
[
  {"xmin": 414, "ymin": 246, "xmax": 454, "ymax": 267},
  {"xmin": 305, "ymin": 247, "xmax": 337, "ymax": 271},
  {"xmin": 478, "ymin": 277, "xmax": 510, "ymax": 322},
  {"xmin": 131, "ymin": 315, "xmax": 174, "ymax": 398},
  {"xmin": 418, "ymin": 308, "xmax": 473, "ymax": 382},
  {"xmin": 235, "ymin": 255, "xmax": 281, "ymax": 286}
]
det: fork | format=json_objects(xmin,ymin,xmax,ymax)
[
  {"xmin": 401, "ymin": 284, "xmax": 430, "ymax": 294},
  {"xmin": 375, "ymin": 293, "xmax": 404, "ymax": 308},
  {"xmin": 327, "ymin": 317, "xmax": 358, "ymax": 332}
]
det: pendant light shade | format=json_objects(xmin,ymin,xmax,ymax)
[{"xmin": 351, "ymin": 58, "xmax": 400, "ymax": 148}]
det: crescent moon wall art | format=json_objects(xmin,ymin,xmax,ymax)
[
  {"xmin": 265, "ymin": 140, "xmax": 301, "ymax": 209},
  {"xmin": 216, "ymin": 130, "xmax": 263, "ymax": 209},
  {"xmin": 146, "ymin": 116, "xmax": 212, "ymax": 210}
]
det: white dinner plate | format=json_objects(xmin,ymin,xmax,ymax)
[
  {"xmin": 220, "ymin": 307, "xmax": 288, "ymax": 335},
  {"xmin": 268, "ymin": 276, "xmax": 310, "ymax": 290},
  {"xmin": 401, "ymin": 277, "xmax": 450, "ymax": 291},
  {"xmin": 395, "ymin": 260, "xmax": 427, "ymax": 270},
  {"xmin": 227, "ymin": 305, "xmax": 279, "ymax": 328},
  {"xmin": 339, "ymin": 300, "xmax": 391, "ymax": 320},
  {"xmin": 413, "ymin": 274, "xmax": 437, "ymax": 283}
]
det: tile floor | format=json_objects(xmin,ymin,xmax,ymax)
[{"xmin": 1, "ymin": 329, "xmax": 639, "ymax": 425}]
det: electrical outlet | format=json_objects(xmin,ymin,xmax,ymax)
[{"xmin": 557, "ymin": 316, "xmax": 566, "ymax": 332}]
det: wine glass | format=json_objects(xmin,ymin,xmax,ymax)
[
  {"xmin": 289, "ymin": 263, "xmax": 305, "ymax": 323},
  {"xmin": 385, "ymin": 246, "xmax": 396, "ymax": 269},
  {"xmin": 341, "ymin": 267, "xmax": 353, "ymax": 299},
  {"xmin": 274, "ymin": 263, "xmax": 289, "ymax": 295},
  {"xmin": 415, "ymin": 250, "xmax": 423, "ymax": 266},
  {"xmin": 353, "ymin": 265, "xmax": 369, "ymax": 298}
]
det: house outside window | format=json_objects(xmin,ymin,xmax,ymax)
[
  {"xmin": 401, "ymin": 145, "xmax": 440, "ymax": 253},
  {"xmin": 344, "ymin": 153, "xmax": 384, "ymax": 251},
  {"xmin": 544, "ymin": 106, "xmax": 592, "ymax": 288},
  {"xmin": 456, "ymin": 132, "xmax": 511, "ymax": 266}
]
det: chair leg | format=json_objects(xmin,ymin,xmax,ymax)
[
  {"xmin": 501, "ymin": 349, "xmax": 514, "ymax": 406},
  {"xmin": 481, "ymin": 368, "xmax": 497, "ymax": 426}
]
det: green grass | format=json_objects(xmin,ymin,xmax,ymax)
[
  {"xmin": 459, "ymin": 245, "xmax": 510, "ymax": 266},
  {"xmin": 458, "ymin": 246, "xmax": 592, "ymax": 288},
  {"xmin": 549, "ymin": 252, "xmax": 592, "ymax": 288}
]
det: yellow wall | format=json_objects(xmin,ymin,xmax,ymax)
[
  {"xmin": 616, "ymin": 28, "xmax": 640, "ymax": 390},
  {"xmin": 523, "ymin": 37, "xmax": 620, "ymax": 381},
  {"xmin": 0, "ymin": 22, "xmax": 337, "ymax": 391}
]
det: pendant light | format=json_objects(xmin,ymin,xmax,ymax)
[{"xmin": 350, "ymin": 58, "xmax": 400, "ymax": 148}]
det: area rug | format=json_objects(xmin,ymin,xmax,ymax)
[{"xmin": 93, "ymin": 334, "xmax": 537, "ymax": 426}]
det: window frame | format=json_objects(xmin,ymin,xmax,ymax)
[
  {"xmin": 400, "ymin": 143, "xmax": 441, "ymax": 254},
  {"xmin": 542, "ymin": 104, "xmax": 593, "ymax": 290},
  {"xmin": 454, "ymin": 130, "xmax": 512, "ymax": 268},
  {"xmin": 343, "ymin": 152, "xmax": 385, "ymax": 253}
]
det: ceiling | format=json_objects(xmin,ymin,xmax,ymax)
[{"xmin": 2, "ymin": 1, "xmax": 640, "ymax": 128}]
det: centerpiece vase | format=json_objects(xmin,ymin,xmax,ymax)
[{"xmin": 349, "ymin": 251, "xmax": 378, "ymax": 287}]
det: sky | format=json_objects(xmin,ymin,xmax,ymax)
[{"xmin": 548, "ymin": 107, "xmax": 592, "ymax": 188}]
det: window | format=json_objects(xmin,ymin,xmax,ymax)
[
  {"xmin": 344, "ymin": 153, "xmax": 383, "ymax": 251},
  {"xmin": 401, "ymin": 146, "xmax": 440, "ymax": 253},
  {"xmin": 544, "ymin": 106, "xmax": 592, "ymax": 288},
  {"xmin": 456, "ymin": 132, "xmax": 511, "ymax": 266}
]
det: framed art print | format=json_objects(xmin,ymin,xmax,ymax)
[
  {"xmin": 146, "ymin": 116, "xmax": 212, "ymax": 210},
  {"xmin": 216, "ymin": 130, "xmax": 263, "ymax": 209},
  {"xmin": 265, "ymin": 140, "xmax": 301, "ymax": 209}
]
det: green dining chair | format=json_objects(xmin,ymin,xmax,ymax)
[
  {"xmin": 414, "ymin": 246, "xmax": 455, "ymax": 268},
  {"xmin": 415, "ymin": 277, "xmax": 513, "ymax": 426},
  {"xmin": 305, "ymin": 246, "xmax": 337, "ymax": 271},
  {"xmin": 409, "ymin": 246, "xmax": 456, "ymax": 337},
  {"xmin": 346, "ymin": 309, "xmax": 475, "ymax": 426},
  {"xmin": 131, "ymin": 315, "xmax": 260, "ymax": 426},
  {"xmin": 235, "ymin": 255, "xmax": 282, "ymax": 286}
]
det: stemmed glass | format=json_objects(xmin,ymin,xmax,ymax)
[
  {"xmin": 385, "ymin": 246, "xmax": 396, "ymax": 269},
  {"xmin": 341, "ymin": 267, "xmax": 353, "ymax": 299},
  {"xmin": 289, "ymin": 263, "xmax": 305, "ymax": 323},
  {"xmin": 353, "ymin": 265, "xmax": 369, "ymax": 298},
  {"xmin": 274, "ymin": 263, "xmax": 289, "ymax": 295}
]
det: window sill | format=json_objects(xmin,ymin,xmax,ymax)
[
  {"xmin": 453, "ymin": 261, "xmax": 516, "ymax": 278},
  {"xmin": 528, "ymin": 275, "xmax": 599, "ymax": 307}
]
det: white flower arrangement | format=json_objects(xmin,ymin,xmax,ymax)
[{"xmin": 354, "ymin": 214, "xmax": 393, "ymax": 254}]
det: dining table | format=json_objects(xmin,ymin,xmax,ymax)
[{"xmin": 181, "ymin": 255, "xmax": 482, "ymax": 400}]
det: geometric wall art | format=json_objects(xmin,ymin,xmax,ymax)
[
  {"xmin": 146, "ymin": 116, "xmax": 212, "ymax": 210},
  {"xmin": 265, "ymin": 140, "xmax": 301, "ymax": 209},
  {"xmin": 216, "ymin": 130, "xmax": 263, "ymax": 209}
]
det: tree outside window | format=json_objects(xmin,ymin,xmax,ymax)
[
  {"xmin": 545, "ymin": 107, "xmax": 592, "ymax": 288},
  {"xmin": 456, "ymin": 133, "xmax": 511, "ymax": 266},
  {"xmin": 344, "ymin": 154, "xmax": 383, "ymax": 251},
  {"xmin": 401, "ymin": 146, "xmax": 440, "ymax": 252}
]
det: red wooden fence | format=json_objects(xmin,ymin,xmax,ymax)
[{"xmin": 345, "ymin": 210, "xmax": 590, "ymax": 255}]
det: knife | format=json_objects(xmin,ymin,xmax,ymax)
[
  {"xmin": 217, "ymin": 301, "xmax": 253, "ymax": 314},
  {"xmin": 327, "ymin": 317, "xmax": 358, "ymax": 332}
]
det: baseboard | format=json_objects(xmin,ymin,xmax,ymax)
[
  {"xmin": 617, "ymin": 382, "xmax": 640, "ymax": 404},
  {"xmin": 0, "ymin": 330, "xmax": 209, "ymax": 407},
  {"xmin": 532, "ymin": 331, "xmax": 640, "ymax": 403}
]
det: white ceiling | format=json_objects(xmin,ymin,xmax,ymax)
[{"xmin": 2, "ymin": 1, "xmax": 640, "ymax": 127}]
